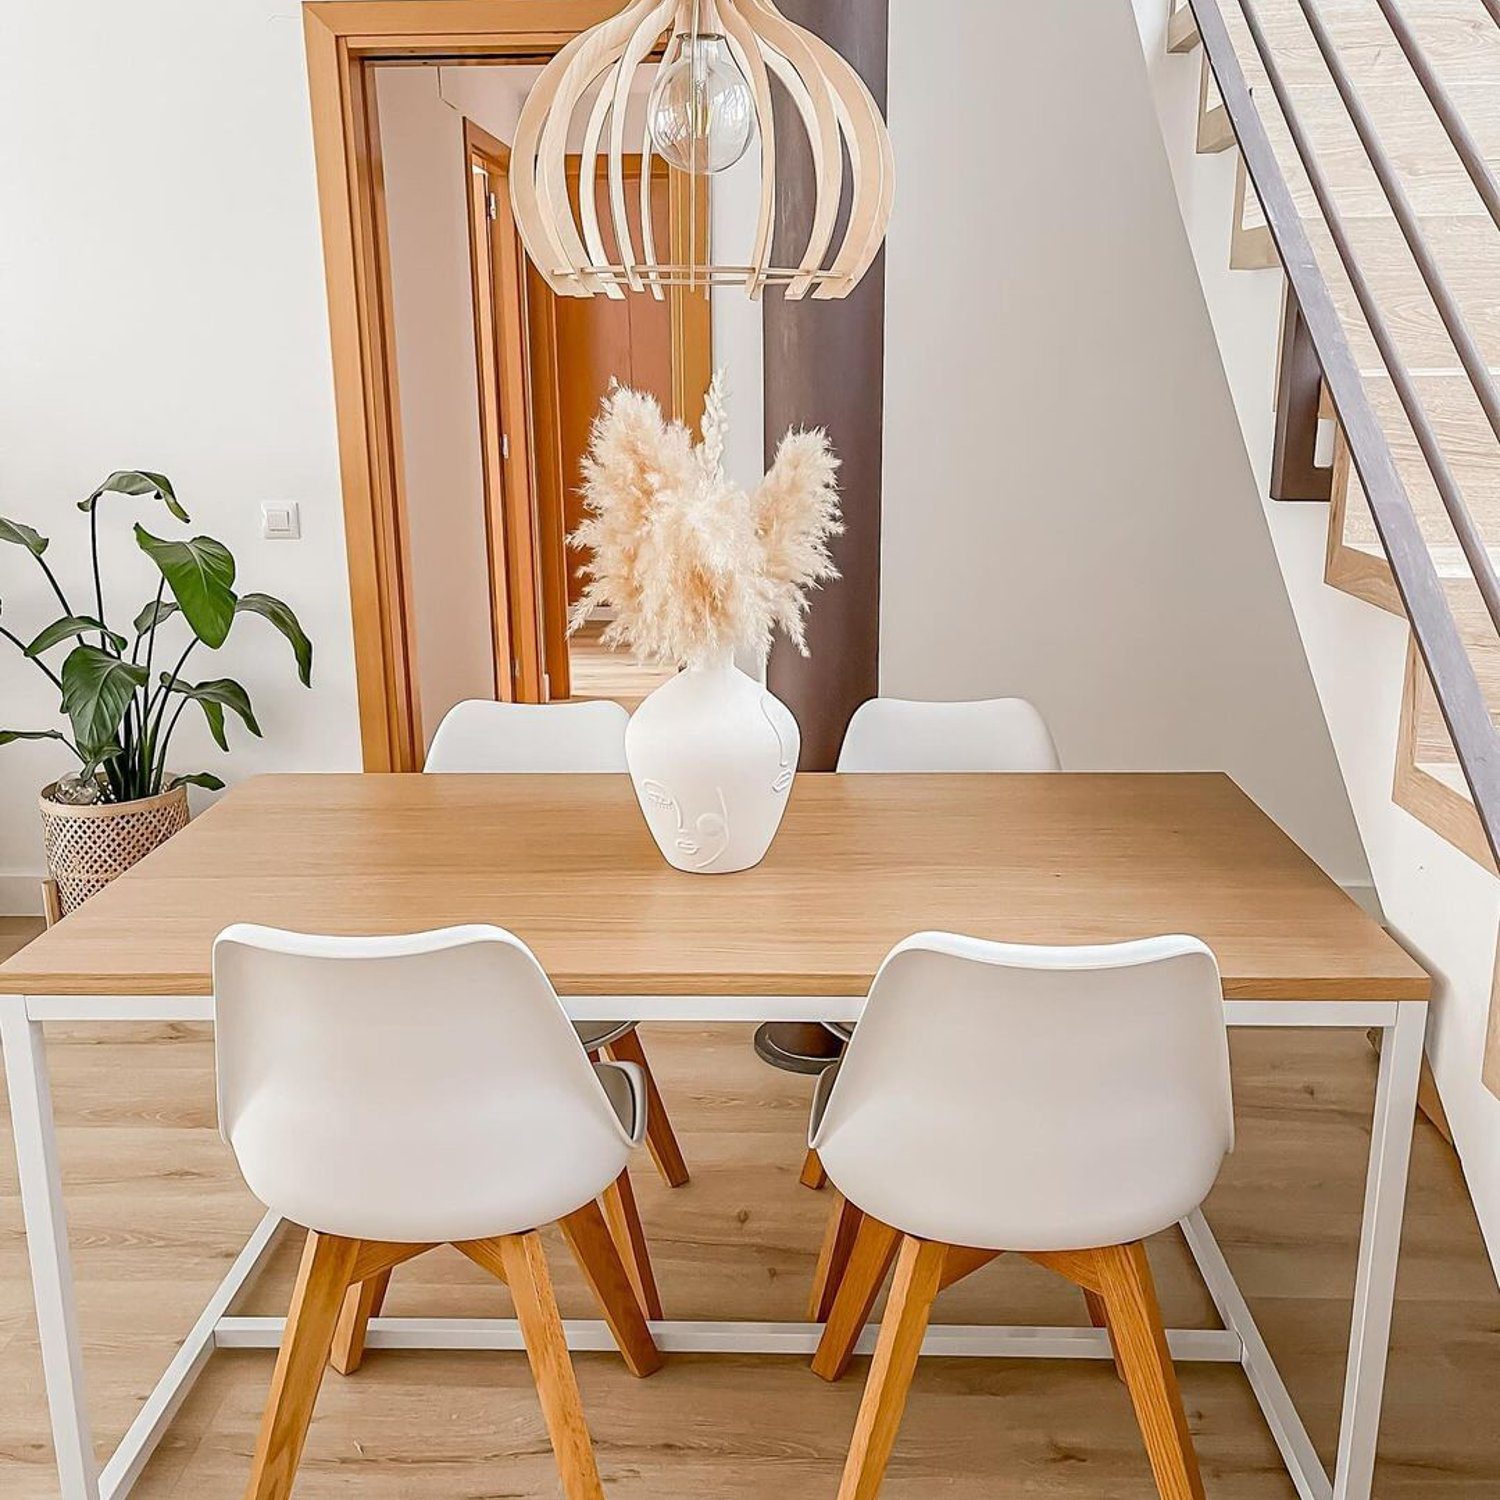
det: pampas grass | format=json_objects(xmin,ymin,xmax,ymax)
[{"xmin": 569, "ymin": 370, "xmax": 842, "ymax": 668}]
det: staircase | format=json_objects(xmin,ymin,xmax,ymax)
[{"xmin": 1176, "ymin": 0, "xmax": 1500, "ymax": 870}]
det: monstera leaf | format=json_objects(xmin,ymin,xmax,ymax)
[
  {"xmin": 236, "ymin": 593, "xmax": 313, "ymax": 686},
  {"xmin": 135, "ymin": 526, "xmax": 237, "ymax": 648}
]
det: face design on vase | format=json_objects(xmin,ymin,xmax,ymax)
[{"xmin": 639, "ymin": 780, "xmax": 732, "ymax": 870}]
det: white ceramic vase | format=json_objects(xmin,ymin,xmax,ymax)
[{"xmin": 625, "ymin": 653, "xmax": 799, "ymax": 874}]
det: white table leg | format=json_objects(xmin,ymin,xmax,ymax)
[
  {"xmin": 1332, "ymin": 998, "xmax": 1426, "ymax": 1500},
  {"xmin": 1, "ymin": 997, "xmax": 99, "ymax": 1500}
]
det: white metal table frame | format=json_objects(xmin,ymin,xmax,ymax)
[{"xmin": 3, "ymin": 987, "xmax": 1426, "ymax": 1500}]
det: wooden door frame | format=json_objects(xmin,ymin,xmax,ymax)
[
  {"xmin": 525, "ymin": 155, "xmax": 712, "ymax": 701},
  {"xmin": 464, "ymin": 119, "xmax": 546, "ymax": 705},
  {"xmin": 303, "ymin": 0, "xmax": 625, "ymax": 771}
]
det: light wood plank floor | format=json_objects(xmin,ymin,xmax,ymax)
[
  {"xmin": 1, "ymin": 916, "xmax": 1496, "ymax": 1498},
  {"xmin": 567, "ymin": 618, "xmax": 675, "ymax": 711}
]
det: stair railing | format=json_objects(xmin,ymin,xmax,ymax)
[{"xmin": 1185, "ymin": 0, "xmax": 1500, "ymax": 865}]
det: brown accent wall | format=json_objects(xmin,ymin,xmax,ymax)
[{"xmin": 763, "ymin": 0, "xmax": 888, "ymax": 770}]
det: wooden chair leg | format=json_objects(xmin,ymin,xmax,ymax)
[
  {"xmin": 800, "ymin": 1147, "xmax": 828, "ymax": 1190},
  {"xmin": 245, "ymin": 1231, "xmax": 362, "ymax": 1500},
  {"xmin": 812, "ymin": 1213, "xmax": 900, "ymax": 1382},
  {"xmin": 809, "ymin": 1191, "xmax": 864, "ymax": 1320},
  {"xmin": 330, "ymin": 1268, "xmax": 391, "ymax": 1376},
  {"xmin": 1093, "ymin": 1243, "xmax": 1206, "ymax": 1500},
  {"xmin": 497, "ymin": 1233, "xmax": 607, "ymax": 1500},
  {"xmin": 604, "ymin": 1028, "xmax": 689, "ymax": 1188},
  {"xmin": 1083, "ymin": 1288, "xmax": 1127, "ymax": 1382},
  {"xmin": 600, "ymin": 1166, "xmax": 663, "ymax": 1319},
  {"xmin": 835, "ymin": 1236, "xmax": 946, "ymax": 1500},
  {"xmin": 558, "ymin": 1198, "xmax": 663, "ymax": 1378}
]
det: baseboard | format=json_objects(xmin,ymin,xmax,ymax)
[{"xmin": 0, "ymin": 872, "xmax": 44, "ymax": 916}]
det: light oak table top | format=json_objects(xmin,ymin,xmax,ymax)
[{"xmin": 0, "ymin": 772, "xmax": 1428, "ymax": 1001}]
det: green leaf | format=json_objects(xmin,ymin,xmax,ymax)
[
  {"xmin": 236, "ymin": 593, "xmax": 313, "ymax": 686},
  {"xmin": 81, "ymin": 471, "xmax": 189, "ymax": 523},
  {"xmin": 133, "ymin": 597, "xmax": 180, "ymax": 636},
  {"xmin": 166, "ymin": 676, "xmax": 261, "ymax": 751},
  {"xmin": 0, "ymin": 729, "xmax": 71, "ymax": 748},
  {"xmin": 134, "ymin": 525, "xmax": 237, "ymax": 648},
  {"xmin": 26, "ymin": 615, "xmax": 127, "ymax": 656},
  {"xmin": 169, "ymin": 771, "xmax": 226, "ymax": 791},
  {"xmin": 0, "ymin": 517, "xmax": 48, "ymax": 556},
  {"xmin": 59, "ymin": 647, "xmax": 147, "ymax": 753}
]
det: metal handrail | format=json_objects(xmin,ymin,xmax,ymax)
[
  {"xmin": 1245, "ymin": 0, "xmax": 1500, "ymax": 630},
  {"xmin": 1188, "ymin": 0, "xmax": 1500, "ymax": 864}
]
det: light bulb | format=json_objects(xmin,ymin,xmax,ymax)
[{"xmin": 647, "ymin": 32, "xmax": 755, "ymax": 175}]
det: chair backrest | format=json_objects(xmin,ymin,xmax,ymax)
[
  {"xmin": 811, "ymin": 933, "xmax": 1232, "ymax": 1252},
  {"xmin": 425, "ymin": 699, "xmax": 630, "ymax": 774},
  {"xmin": 213, "ymin": 925, "xmax": 635, "ymax": 1243},
  {"xmin": 837, "ymin": 696, "xmax": 1060, "ymax": 772}
]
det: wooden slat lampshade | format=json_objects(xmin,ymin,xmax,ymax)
[{"xmin": 509, "ymin": 0, "xmax": 894, "ymax": 300}]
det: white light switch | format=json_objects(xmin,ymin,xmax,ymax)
[{"xmin": 261, "ymin": 502, "xmax": 301, "ymax": 540}]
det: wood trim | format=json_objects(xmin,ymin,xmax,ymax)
[
  {"xmin": 1323, "ymin": 426, "xmax": 1404, "ymax": 616},
  {"xmin": 1168, "ymin": 1, "xmax": 1202, "ymax": 53},
  {"xmin": 1196, "ymin": 51, "xmax": 1235, "ymax": 154},
  {"xmin": 1270, "ymin": 286, "xmax": 1333, "ymax": 500},
  {"xmin": 669, "ymin": 168, "xmax": 713, "ymax": 435},
  {"xmin": 303, "ymin": 1, "xmax": 623, "ymax": 766},
  {"xmin": 465, "ymin": 119, "xmax": 547, "ymax": 702},
  {"xmin": 1230, "ymin": 154, "xmax": 1278, "ymax": 272},
  {"xmin": 1392, "ymin": 633, "xmax": 1497, "ymax": 872}
]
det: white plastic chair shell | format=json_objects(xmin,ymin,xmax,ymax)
[
  {"xmin": 214, "ymin": 925, "xmax": 644, "ymax": 1245},
  {"xmin": 837, "ymin": 696, "xmax": 1061, "ymax": 773},
  {"xmin": 810, "ymin": 933, "xmax": 1233, "ymax": 1251},
  {"xmin": 424, "ymin": 698, "xmax": 633, "ymax": 1050},
  {"xmin": 425, "ymin": 698, "xmax": 629, "ymax": 773}
]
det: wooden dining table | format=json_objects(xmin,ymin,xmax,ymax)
[{"xmin": 0, "ymin": 771, "xmax": 1430, "ymax": 1500}]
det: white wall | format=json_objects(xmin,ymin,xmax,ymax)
[
  {"xmin": 0, "ymin": 24, "xmax": 765, "ymax": 902},
  {"xmin": 1132, "ymin": 0, "xmax": 1500, "ymax": 1274},
  {"xmin": 880, "ymin": 0, "xmax": 1372, "ymax": 894},
  {"xmin": 375, "ymin": 67, "xmax": 496, "ymax": 746},
  {"xmin": 0, "ymin": 2, "xmax": 361, "ymax": 910}
]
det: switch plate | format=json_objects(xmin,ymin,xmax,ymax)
[{"xmin": 261, "ymin": 502, "xmax": 301, "ymax": 540}]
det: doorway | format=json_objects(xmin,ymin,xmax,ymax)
[
  {"xmin": 307, "ymin": 6, "xmax": 720, "ymax": 769},
  {"xmin": 465, "ymin": 125, "xmax": 710, "ymax": 710}
]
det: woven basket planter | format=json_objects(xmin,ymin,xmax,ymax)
[{"xmin": 39, "ymin": 782, "xmax": 190, "ymax": 916}]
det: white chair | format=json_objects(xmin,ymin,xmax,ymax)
[
  {"xmin": 806, "ymin": 933, "xmax": 1232, "ymax": 1500},
  {"xmin": 424, "ymin": 699, "xmax": 689, "ymax": 1194},
  {"xmin": 215, "ymin": 924, "xmax": 662, "ymax": 1500},
  {"xmin": 837, "ymin": 695, "xmax": 1061, "ymax": 773},
  {"xmin": 795, "ymin": 695, "xmax": 1065, "ymax": 1196}
]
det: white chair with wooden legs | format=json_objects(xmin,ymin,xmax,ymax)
[
  {"xmin": 423, "ymin": 698, "xmax": 688, "ymax": 1193},
  {"xmin": 807, "ymin": 933, "xmax": 1233, "ymax": 1500},
  {"xmin": 796, "ymin": 696, "xmax": 1062, "ymax": 1191},
  {"xmin": 215, "ymin": 924, "xmax": 664, "ymax": 1500}
]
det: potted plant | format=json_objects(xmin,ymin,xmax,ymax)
[
  {"xmin": 571, "ymin": 373, "xmax": 840, "ymax": 873},
  {"xmin": 1, "ymin": 471, "xmax": 312, "ymax": 915}
]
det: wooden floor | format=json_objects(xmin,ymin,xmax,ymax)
[
  {"xmin": 568, "ymin": 618, "xmax": 675, "ymax": 710},
  {"xmin": 1, "ymin": 916, "xmax": 1496, "ymax": 1498}
]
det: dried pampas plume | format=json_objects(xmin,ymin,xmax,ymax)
[{"xmin": 569, "ymin": 370, "xmax": 842, "ymax": 668}]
